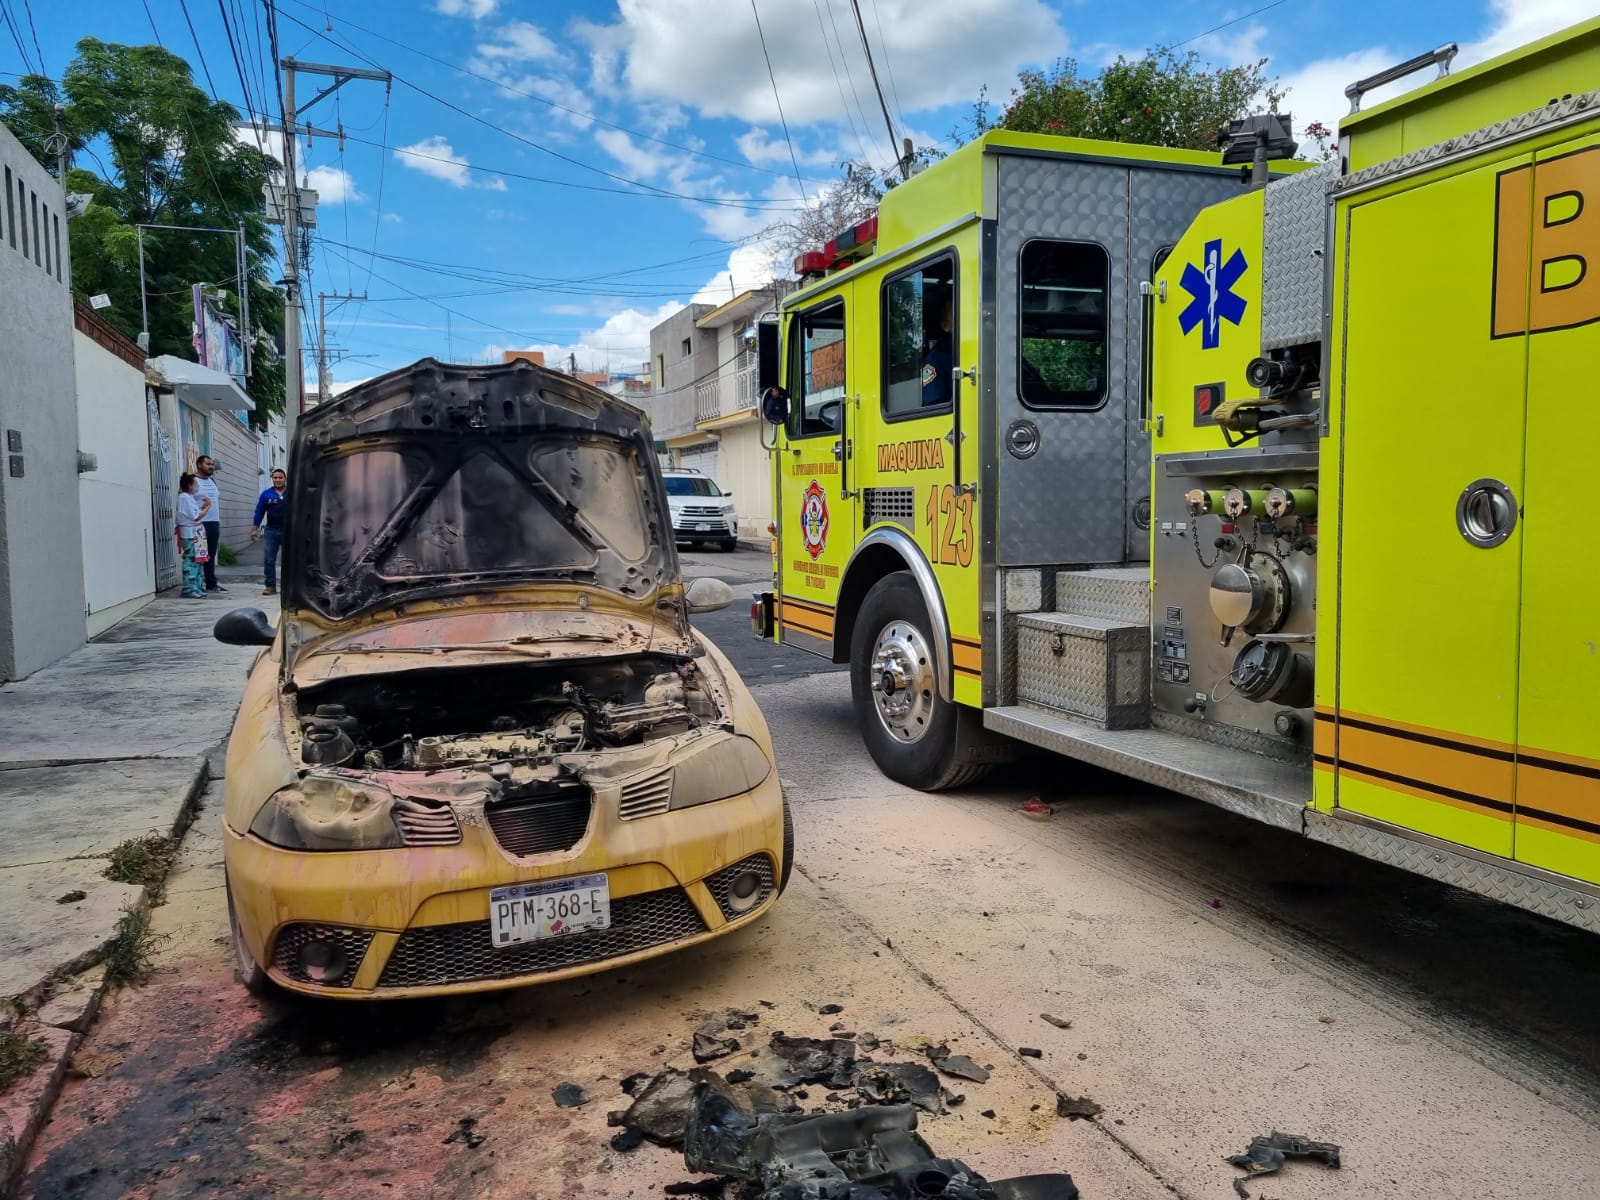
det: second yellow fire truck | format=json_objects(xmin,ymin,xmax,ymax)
[{"xmin": 752, "ymin": 16, "xmax": 1600, "ymax": 932}]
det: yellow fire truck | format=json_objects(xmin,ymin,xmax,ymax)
[{"xmin": 752, "ymin": 16, "xmax": 1600, "ymax": 932}]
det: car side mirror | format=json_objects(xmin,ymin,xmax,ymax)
[
  {"xmin": 684, "ymin": 577, "xmax": 734, "ymax": 615},
  {"xmin": 761, "ymin": 386, "xmax": 790, "ymax": 426},
  {"xmin": 214, "ymin": 607, "xmax": 275, "ymax": 646}
]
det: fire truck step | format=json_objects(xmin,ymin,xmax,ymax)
[
  {"xmin": 1054, "ymin": 567, "xmax": 1151, "ymax": 625},
  {"xmin": 984, "ymin": 704, "xmax": 1310, "ymax": 833}
]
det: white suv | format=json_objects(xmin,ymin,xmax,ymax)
[{"xmin": 662, "ymin": 468, "xmax": 739, "ymax": 552}]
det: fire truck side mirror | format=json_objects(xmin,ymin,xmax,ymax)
[
  {"xmin": 755, "ymin": 321, "xmax": 781, "ymax": 392},
  {"xmin": 761, "ymin": 386, "xmax": 790, "ymax": 427}
]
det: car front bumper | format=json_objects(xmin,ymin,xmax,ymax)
[{"xmin": 224, "ymin": 773, "xmax": 783, "ymax": 999}]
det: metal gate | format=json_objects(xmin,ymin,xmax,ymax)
[{"xmin": 148, "ymin": 393, "xmax": 180, "ymax": 591}]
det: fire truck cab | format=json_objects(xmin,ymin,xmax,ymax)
[{"xmin": 755, "ymin": 15, "xmax": 1600, "ymax": 933}]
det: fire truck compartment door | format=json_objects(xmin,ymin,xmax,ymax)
[
  {"xmin": 1332, "ymin": 149, "xmax": 1530, "ymax": 858},
  {"xmin": 1511, "ymin": 130, "xmax": 1600, "ymax": 883}
]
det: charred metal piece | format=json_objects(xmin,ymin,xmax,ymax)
[
  {"xmin": 683, "ymin": 1084, "xmax": 1080, "ymax": 1200},
  {"xmin": 1226, "ymin": 1130, "xmax": 1342, "ymax": 1177}
]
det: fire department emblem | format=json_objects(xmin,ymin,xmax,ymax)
[{"xmin": 800, "ymin": 480, "xmax": 829, "ymax": 560}]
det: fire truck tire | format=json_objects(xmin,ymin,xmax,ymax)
[{"xmin": 851, "ymin": 571, "xmax": 991, "ymax": 792}]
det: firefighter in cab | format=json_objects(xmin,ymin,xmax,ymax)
[{"xmin": 921, "ymin": 292, "xmax": 954, "ymax": 408}]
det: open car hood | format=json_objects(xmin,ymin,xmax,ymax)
[{"xmin": 279, "ymin": 358, "xmax": 682, "ymax": 637}]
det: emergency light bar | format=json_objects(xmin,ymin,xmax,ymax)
[{"xmin": 794, "ymin": 215, "xmax": 880, "ymax": 279}]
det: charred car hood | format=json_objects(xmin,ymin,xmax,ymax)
[{"xmin": 279, "ymin": 358, "xmax": 680, "ymax": 637}]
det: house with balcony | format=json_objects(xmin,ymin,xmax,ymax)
[{"xmin": 641, "ymin": 287, "xmax": 786, "ymax": 542}]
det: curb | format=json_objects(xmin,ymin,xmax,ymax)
[{"xmin": 0, "ymin": 755, "xmax": 210, "ymax": 1198}]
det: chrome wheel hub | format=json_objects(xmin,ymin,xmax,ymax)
[{"xmin": 868, "ymin": 620, "xmax": 936, "ymax": 744}]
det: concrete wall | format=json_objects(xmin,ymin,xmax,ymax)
[
  {"xmin": 0, "ymin": 122, "xmax": 86, "ymax": 680},
  {"xmin": 73, "ymin": 316, "xmax": 155, "ymax": 636},
  {"xmin": 644, "ymin": 304, "xmax": 716, "ymax": 440},
  {"xmin": 208, "ymin": 410, "xmax": 262, "ymax": 553}
]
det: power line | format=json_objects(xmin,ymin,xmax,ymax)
[
  {"xmin": 1170, "ymin": 0, "xmax": 1292, "ymax": 51},
  {"xmin": 339, "ymin": 130, "xmax": 806, "ymax": 211},
  {"xmin": 138, "ymin": 0, "xmax": 165, "ymax": 47},
  {"xmin": 17, "ymin": 0, "xmax": 43, "ymax": 77},
  {"xmin": 216, "ymin": 0, "xmax": 265, "ymax": 152},
  {"xmin": 822, "ymin": 0, "xmax": 881, "ymax": 168},
  {"xmin": 361, "ymin": 88, "xmax": 390, "ymax": 294},
  {"xmin": 750, "ymin": 0, "xmax": 808, "ymax": 203},
  {"xmin": 176, "ymin": 0, "xmax": 222, "ymax": 99},
  {"xmin": 277, "ymin": 5, "xmax": 817, "ymax": 209},
  {"xmin": 846, "ymin": 0, "xmax": 901, "ymax": 175},
  {"xmin": 0, "ymin": 5, "xmax": 35, "ymax": 76},
  {"xmin": 811, "ymin": 0, "xmax": 872, "ymax": 165},
  {"xmin": 277, "ymin": 0, "xmax": 827, "ymax": 186},
  {"xmin": 865, "ymin": 0, "xmax": 905, "ymax": 131}
]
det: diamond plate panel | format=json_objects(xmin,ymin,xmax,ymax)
[
  {"xmin": 984, "ymin": 704, "xmax": 1309, "ymax": 831},
  {"xmin": 1261, "ymin": 160, "xmax": 1339, "ymax": 350},
  {"xmin": 1336, "ymin": 88, "xmax": 1600, "ymax": 195},
  {"xmin": 995, "ymin": 157, "xmax": 1131, "ymax": 567},
  {"xmin": 1004, "ymin": 569, "xmax": 1044, "ymax": 613},
  {"xmin": 1016, "ymin": 612, "xmax": 1148, "ymax": 728},
  {"xmin": 1305, "ymin": 812, "xmax": 1600, "ymax": 935},
  {"xmin": 1055, "ymin": 566, "xmax": 1150, "ymax": 624}
]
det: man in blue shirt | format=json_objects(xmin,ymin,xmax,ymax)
[
  {"xmin": 920, "ymin": 294, "xmax": 954, "ymax": 408},
  {"xmin": 250, "ymin": 468, "xmax": 288, "ymax": 596}
]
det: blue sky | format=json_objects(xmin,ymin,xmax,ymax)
[{"xmin": 5, "ymin": 0, "xmax": 1595, "ymax": 385}]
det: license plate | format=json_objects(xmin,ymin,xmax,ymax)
[
  {"xmin": 696, "ymin": 523, "xmax": 712, "ymax": 532},
  {"xmin": 490, "ymin": 874, "xmax": 610, "ymax": 946}
]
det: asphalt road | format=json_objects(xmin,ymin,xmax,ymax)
[{"xmin": 20, "ymin": 558, "xmax": 1600, "ymax": 1199}]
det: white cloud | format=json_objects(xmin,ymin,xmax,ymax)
[
  {"xmin": 1278, "ymin": 0, "xmax": 1599, "ymax": 141},
  {"xmin": 735, "ymin": 128, "xmax": 838, "ymax": 169},
  {"xmin": 474, "ymin": 20, "xmax": 559, "ymax": 63},
  {"xmin": 394, "ymin": 136, "xmax": 506, "ymax": 190},
  {"xmin": 435, "ymin": 0, "xmax": 497, "ymax": 19},
  {"xmin": 576, "ymin": 0, "xmax": 1066, "ymax": 125},
  {"xmin": 382, "ymin": 212, "xmax": 403, "ymax": 223},
  {"xmin": 304, "ymin": 164, "xmax": 362, "ymax": 204}
]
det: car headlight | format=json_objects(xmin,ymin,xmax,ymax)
[
  {"xmin": 723, "ymin": 504, "xmax": 737, "ymax": 516},
  {"xmin": 248, "ymin": 776, "xmax": 404, "ymax": 850},
  {"xmin": 669, "ymin": 734, "xmax": 771, "ymax": 810}
]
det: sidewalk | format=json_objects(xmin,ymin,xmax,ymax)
[{"xmin": 0, "ymin": 578, "xmax": 277, "ymax": 1189}]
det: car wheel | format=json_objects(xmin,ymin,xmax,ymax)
[
  {"xmin": 779, "ymin": 790, "xmax": 795, "ymax": 894},
  {"xmin": 226, "ymin": 875, "xmax": 272, "ymax": 997},
  {"xmin": 850, "ymin": 571, "xmax": 992, "ymax": 792},
  {"xmin": 719, "ymin": 539, "xmax": 738, "ymax": 552}
]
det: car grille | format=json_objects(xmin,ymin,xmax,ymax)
[
  {"xmin": 705, "ymin": 854, "xmax": 776, "ymax": 921},
  {"xmin": 271, "ymin": 923, "xmax": 374, "ymax": 988},
  {"xmin": 393, "ymin": 800, "xmax": 462, "ymax": 846},
  {"xmin": 619, "ymin": 769, "xmax": 673, "ymax": 821},
  {"xmin": 377, "ymin": 887, "xmax": 708, "ymax": 988},
  {"xmin": 486, "ymin": 785, "xmax": 592, "ymax": 856},
  {"xmin": 681, "ymin": 505, "xmax": 725, "ymax": 518}
]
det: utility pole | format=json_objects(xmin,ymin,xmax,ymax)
[
  {"xmin": 316, "ymin": 289, "xmax": 367, "ymax": 404},
  {"xmin": 270, "ymin": 57, "xmax": 392, "ymax": 436}
]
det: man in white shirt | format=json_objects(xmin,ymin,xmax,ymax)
[{"xmin": 194, "ymin": 456, "xmax": 225, "ymax": 593}]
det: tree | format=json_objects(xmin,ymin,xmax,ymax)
[
  {"xmin": 0, "ymin": 39, "xmax": 286, "ymax": 419},
  {"xmin": 760, "ymin": 161, "xmax": 884, "ymax": 265},
  {"xmin": 957, "ymin": 48, "xmax": 1283, "ymax": 152}
]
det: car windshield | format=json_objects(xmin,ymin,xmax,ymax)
[
  {"xmin": 664, "ymin": 476, "xmax": 722, "ymax": 498},
  {"xmin": 313, "ymin": 441, "xmax": 650, "ymax": 585}
]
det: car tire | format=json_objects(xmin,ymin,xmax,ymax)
[
  {"xmin": 226, "ymin": 875, "xmax": 272, "ymax": 997},
  {"xmin": 779, "ymin": 790, "xmax": 795, "ymax": 894},
  {"xmin": 719, "ymin": 538, "xmax": 738, "ymax": 552},
  {"xmin": 850, "ymin": 571, "xmax": 991, "ymax": 792}
]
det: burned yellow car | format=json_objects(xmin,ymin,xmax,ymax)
[{"xmin": 213, "ymin": 357, "xmax": 790, "ymax": 999}]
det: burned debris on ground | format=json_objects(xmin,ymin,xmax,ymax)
[
  {"xmin": 683, "ymin": 1082, "xmax": 1080, "ymax": 1200},
  {"xmin": 1227, "ymin": 1130, "xmax": 1342, "ymax": 1197}
]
